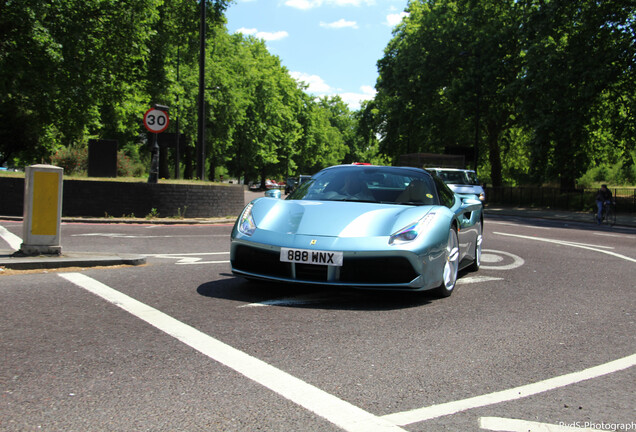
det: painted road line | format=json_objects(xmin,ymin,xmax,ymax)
[
  {"xmin": 487, "ymin": 221, "xmax": 553, "ymax": 230},
  {"xmin": 456, "ymin": 276, "xmax": 504, "ymax": 285},
  {"xmin": 0, "ymin": 226, "xmax": 22, "ymax": 251},
  {"xmin": 72, "ymin": 233, "xmax": 227, "ymax": 238},
  {"xmin": 240, "ymin": 293, "xmax": 340, "ymax": 308},
  {"xmin": 382, "ymin": 353, "xmax": 636, "ymax": 426},
  {"xmin": 494, "ymin": 232, "xmax": 636, "ymax": 263},
  {"xmin": 479, "ymin": 249, "xmax": 525, "ymax": 270},
  {"xmin": 58, "ymin": 273, "xmax": 407, "ymax": 432},
  {"xmin": 151, "ymin": 252, "xmax": 230, "ymax": 265},
  {"xmin": 479, "ymin": 417, "xmax": 604, "ymax": 432}
]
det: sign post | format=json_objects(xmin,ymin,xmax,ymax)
[{"xmin": 143, "ymin": 106, "xmax": 169, "ymax": 183}]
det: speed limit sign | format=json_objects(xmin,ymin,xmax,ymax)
[{"xmin": 143, "ymin": 108, "xmax": 170, "ymax": 133}]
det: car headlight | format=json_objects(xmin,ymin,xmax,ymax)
[
  {"xmin": 238, "ymin": 202, "xmax": 256, "ymax": 236},
  {"xmin": 389, "ymin": 212, "xmax": 436, "ymax": 245}
]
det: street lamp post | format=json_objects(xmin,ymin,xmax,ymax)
[{"xmin": 197, "ymin": 0, "xmax": 206, "ymax": 181}]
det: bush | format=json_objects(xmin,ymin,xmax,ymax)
[
  {"xmin": 51, "ymin": 144, "xmax": 146, "ymax": 178},
  {"xmin": 50, "ymin": 145, "xmax": 88, "ymax": 175},
  {"xmin": 117, "ymin": 151, "xmax": 145, "ymax": 177}
]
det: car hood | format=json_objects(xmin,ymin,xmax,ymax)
[{"xmin": 250, "ymin": 198, "xmax": 435, "ymax": 237}]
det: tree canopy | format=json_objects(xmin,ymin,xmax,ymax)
[
  {"xmin": 372, "ymin": 0, "xmax": 635, "ymax": 187},
  {"xmin": 1, "ymin": 0, "xmax": 634, "ymax": 187}
]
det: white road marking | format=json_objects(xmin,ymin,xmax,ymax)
[
  {"xmin": 0, "ymin": 226, "xmax": 22, "ymax": 251},
  {"xmin": 494, "ymin": 232, "xmax": 636, "ymax": 263},
  {"xmin": 240, "ymin": 293, "xmax": 339, "ymax": 308},
  {"xmin": 58, "ymin": 273, "xmax": 407, "ymax": 432},
  {"xmin": 487, "ymin": 221, "xmax": 553, "ymax": 230},
  {"xmin": 594, "ymin": 232, "xmax": 630, "ymax": 238},
  {"xmin": 150, "ymin": 252, "xmax": 230, "ymax": 265},
  {"xmin": 72, "ymin": 233, "xmax": 227, "ymax": 238},
  {"xmin": 480, "ymin": 417, "xmax": 603, "ymax": 431},
  {"xmin": 456, "ymin": 275, "xmax": 504, "ymax": 285},
  {"xmin": 479, "ymin": 249, "xmax": 525, "ymax": 270},
  {"xmin": 381, "ymin": 353, "xmax": 636, "ymax": 426}
]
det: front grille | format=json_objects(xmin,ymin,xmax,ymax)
[
  {"xmin": 340, "ymin": 257, "xmax": 417, "ymax": 284},
  {"xmin": 233, "ymin": 245, "xmax": 418, "ymax": 286},
  {"xmin": 295, "ymin": 263, "xmax": 328, "ymax": 281},
  {"xmin": 232, "ymin": 245, "xmax": 291, "ymax": 278}
]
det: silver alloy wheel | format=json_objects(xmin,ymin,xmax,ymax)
[
  {"xmin": 442, "ymin": 228, "xmax": 460, "ymax": 291},
  {"xmin": 472, "ymin": 221, "xmax": 483, "ymax": 270}
]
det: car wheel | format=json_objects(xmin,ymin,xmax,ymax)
[
  {"xmin": 434, "ymin": 227, "xmax": 459, "ymax": 298},
  {"xmin": 468, "ymin": 221, "xmax": 483, "ymax": 272}
]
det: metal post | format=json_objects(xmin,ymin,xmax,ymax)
[
  {"xmin": 197, "ymin": 0, "xmax": 206, "ymax": 181},
  {"xmin": 148, "ymin": 133, "xmax": 159, "ymax": 183}
]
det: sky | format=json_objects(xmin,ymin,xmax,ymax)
[{"xmin": 224, "ymin": 0, "xmax": 410, "ymax": 110}]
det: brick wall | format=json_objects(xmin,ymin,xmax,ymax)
[{"xmin": 0, "ymin": 177, "xmax": 245, "ymax": 218}]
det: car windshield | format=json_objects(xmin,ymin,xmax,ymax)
[
  {"xmin": 287, "ymin": 166, "xmax": 439, "ymax": 205},
  {"xmin": 434, "ymin": 170, "xmax": 480, "ymax": 186}
]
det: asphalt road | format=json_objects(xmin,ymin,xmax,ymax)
[{"xmin": 1, "ymin": 215, "xmax": 635, "ymax": 431}]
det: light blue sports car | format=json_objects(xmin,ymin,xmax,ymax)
[{"xmin": 231, "ymin": 165, "xmax": 483, "ymax": 297}]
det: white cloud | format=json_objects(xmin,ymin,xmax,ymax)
[
  {"xmin": 235, "ymin": 27, "xmax": 289, "ymax": 41},
  {"xmin": 285, "ymin": 0, "xmax": 374, "ymax": 10},
  {"xmin": 331, "ymin": 0, "xmax": 375, "ymax": 6},
  {"xmin": 290, "ymin": 72, "xmax": 333, "ymax": 94},
  {"xmin": 337, "ymin": 86, "xmax": 376, "ymax": 110},
  {"xmin": 386, "ymin": 12, "xmax": 409, "ymax": 26},
  {"xmin": 236, "ymin": 27, "xmax": 257, "ymax": 36},
  {"xmin": 256, "ymin": 30, "xmax": 289, "ymax": 41},
  {"xmin": 320, "ymin": 19, "xmax": 358, "ymax": 29},
  {"xmin": 291, "ymin": 72, "xmax": 375, "ymax": 110},
  {"xmin": 285, "ymin": 0, "xmax": 322, "ymax": 9}
]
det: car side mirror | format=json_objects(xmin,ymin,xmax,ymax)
[{"xmin": 265, "ymin": 189, "xmax": 281, "ymax": 199}]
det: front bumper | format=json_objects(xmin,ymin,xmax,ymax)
[{"xmin": 230, "ymin": 236, "xmax": 446, "ymax": 291}]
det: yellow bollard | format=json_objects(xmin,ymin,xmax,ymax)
[{"xmin": 20, "ymin": 164, "xmax": 64, "ymax": 256}]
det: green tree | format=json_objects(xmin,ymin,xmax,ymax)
[
  {"xmin": 519, "ymin": 0, "xmax": 635, "ymax": 189},
  {"xmin": 374, "ymin": 0, "xmax": 522, "ymax": 186},
  {"xmin": 0, "ymin": 0, "xmax": 161, "ymax": 166}
]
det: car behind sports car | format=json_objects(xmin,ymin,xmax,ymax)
[
  {"xmin": 231, "ymin": 165, "xmax": 483, "ymax": 297},
  {"xmin": 427, "ymin": 167, "xmax": 486, "ymax": 202}
]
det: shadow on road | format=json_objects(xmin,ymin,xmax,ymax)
[{"xmin": 196, "ymin": 274, "xmax": 437, "ymax": 311}]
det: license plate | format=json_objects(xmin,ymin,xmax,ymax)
[{"xmin": 280, "ymin": 248, "xmax": 343, "ymax": 266}]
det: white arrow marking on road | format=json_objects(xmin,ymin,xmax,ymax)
[{"xmin": 151, "ymin": 252, "xmax": 230, "ymax": 265}]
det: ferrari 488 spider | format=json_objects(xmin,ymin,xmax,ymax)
[{"xmin": 231, "ymin": 165, "xmax": 483, "ymax": 297}]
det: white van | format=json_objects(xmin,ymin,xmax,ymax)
[{"xmin": 426, "ymin": 168, "xmax": 486, "ymax": 202}]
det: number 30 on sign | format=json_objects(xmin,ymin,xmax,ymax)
[{"xmin": 143, "ymin": 108, "xmax": 170, "ymax": 133}]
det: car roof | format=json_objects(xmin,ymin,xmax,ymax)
[
  {"xmin": 322, "ymin": 164, "xmax": 433, "ymax": 177},
  {"xmin": 427, "ymin": 167, "xmax": 476, "ymax": 173}
]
